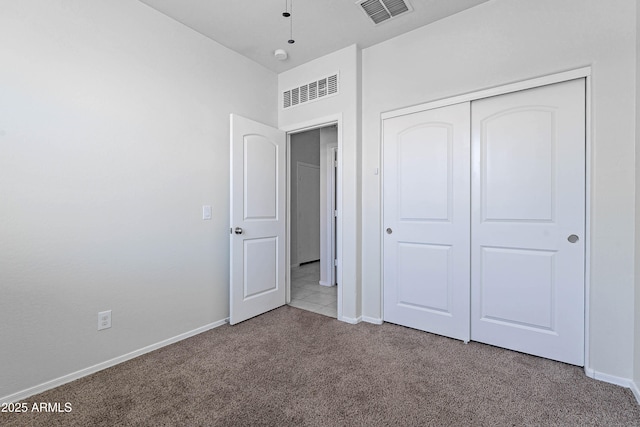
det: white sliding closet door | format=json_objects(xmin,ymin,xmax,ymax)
[
  {"xmin": 382, "ymin": 79, "xmax": 586, "ymax": 365},
  {"xmin": 383, "ymin": 102, "xmax": 471, "ymax": 341},
  {"xmin": 470, "ymin": 79, "xmax": 585, "ymax": 365}
]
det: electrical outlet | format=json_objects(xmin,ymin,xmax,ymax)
[{"xmin": 98, "ymin": 310, "xmax": 112, "ymax": 331}]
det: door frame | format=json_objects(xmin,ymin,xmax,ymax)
[
  {"xmin": 328, "ymin": 145, "xmax": 338, "ymax": 286},
  {"xmin": 380, "ymin": 67, "xmax": 592, "ymax": 372},
  {"xmin": 282, "ymin": 114, "xmax": 343, "ymax": 320}
]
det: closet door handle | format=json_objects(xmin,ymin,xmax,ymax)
[
  {"xmin": 386, "ymin": 228, "xmax": 393, "ymax": 234},
  {"xmin": 567, "ymin": 234, "xmax": 579, "ymax": 243},
  {"xmin": 234, "ymin": 227, "xmax": 243, "ymax": 235}
]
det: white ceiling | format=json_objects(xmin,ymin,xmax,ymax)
[{"xmin": 138, "ymin": 0, "xmax": 490, "ymax": 73}]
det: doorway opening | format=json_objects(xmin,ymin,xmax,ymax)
[{"xmin": 287, "ymin": 124, "xmax": 338, "ymax": 318}]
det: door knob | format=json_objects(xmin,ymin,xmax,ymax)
[
  {"xmin": 386, "ymin": 228, "xmax": 393, "ymax": 234},
  {"xmin": 567, "ymin": 234, "xmax": 579, "ymax": 243},
  {"xmin": 234, "ymin": 227, "xmax": 243, "ymax": 235}
]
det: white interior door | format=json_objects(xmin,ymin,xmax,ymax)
[
  {"xmin": 230, "ymin": 114, "xmax": 286, "ymax": 325},
  {"xmin": 383, "ymin": 102, "xmax": 471, "ymax": 341},
  {"xmin": 296, "ymin": 162, "xmax": 321, "ymax": 264},
  {"xmin": 471, "ymin": 79, "xmax": 585, "ymax": 365}
]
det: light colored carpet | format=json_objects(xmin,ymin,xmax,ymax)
[{"xmin": 2, "ymin": 306, "xmax": 639, "ymax": 426}]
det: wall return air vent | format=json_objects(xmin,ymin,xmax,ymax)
[
  {"xmin": 356, "ymin": 0, "xmax": 412, "ymax": 25},
  {"xmin": 283, "ymin": 74, "xmax": 339, "ymax": 109}
]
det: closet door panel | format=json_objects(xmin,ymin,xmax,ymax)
[
  {"xmin": 481, "ymin": 108, "xmax": 555, "ymax": 222},
  {"xmin": 471, "ymin": 79, "xmax": 585, "ymax": 366},
  {"xmin": 383, "ymin": 102, "xmax": 471, "ymax": 342}
]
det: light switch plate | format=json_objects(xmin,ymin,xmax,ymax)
[{"xmin": 203, "ymin": 205, "xmax": 212, "ymax": 220}]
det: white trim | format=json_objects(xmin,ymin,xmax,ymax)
[
  {"xmin": 281, "ymin": 114, "xmax": 342, "ymax": 134},
  {"xmin": 379, "ymin": 115, "xmax": 385, "ymax": 323},
  {"xmin": 325, "ymin": 144, "xmax": 338, "ymax": 287},
  {"xmin": 362, "ymin": 316, "xmax": 383, "ymax": 325},
  {"xmin": 584, "ymin": 367, "xmax": 634, "ymax": 389},
  {"xmin": 319, "ymin": 280, "xmax": 332, "ymax": 287},
  {"xmin": 584, "ymin": 368, "xmax": 640, "ymax": 406},
  {"xmin": 339, "ymin": 315, "xmax": 362, "ymax": 324},
  {"xmin": 583, "ymin": 74, "xmax": 592, "ymax": 372},
  {"xmin": 286, "ymin": 134, "xmax": 292, "ymax": 304},
  {"xmin": 631, "ymin": 380, "xmax": 640, "ymax": 405},
  {"xmin": 381, "ymin": 67, "xmax": 592, "ymax": 120},
  {"xmin": 0, "ymin": 319, "xmax": 228, "ymax": 405}
]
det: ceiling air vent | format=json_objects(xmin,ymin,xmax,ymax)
[
  {"xmin": 356, "ymin": 0, "xmax": 412, "ymax": 25},
  {"xmin": 283, "ymin": 73, "xmax": 339, "ymax": 109}
]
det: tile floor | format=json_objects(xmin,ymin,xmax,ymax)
[{"xmin": 289, "ymin": 261, "xmax": 337, "ymax": 318}]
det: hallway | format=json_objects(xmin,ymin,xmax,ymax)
[{"xmin": 289, "ymin": 262, "xmax": 337, "ymax": 318}]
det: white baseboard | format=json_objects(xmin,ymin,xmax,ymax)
[
  {"xmin": 318, "ymin": 280, "xmax": 333, "ymax": 287},
  {"xmin": 631, "ymin": 380, "xmax": 640, "ymax": 405},
  {"xmin": 584, "ymin": 366, "xmax": 638, "ymax": 400},
  {"xmin": 339, "ymin": 315, "xmax": 362, "ymax": 324},
  {"xmin": 1, "ymin": 319, "xmax": 228, "ymax": 405},
  {"xmin": 362, "ymin": 316, "xmax": 383, "ymax": 325}
]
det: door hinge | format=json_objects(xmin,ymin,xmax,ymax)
[
  {"xmin": 230, "ymin": 228, "xmax": 232, "ymax": 234},
  {"xmin": 333, "ymin": 210, "xmax": 338, "ymax": 217},
  {"xmin": 333, "ymin": 259, "xmax": 339, "ymax": 267}
]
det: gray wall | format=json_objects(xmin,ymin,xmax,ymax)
[
  {"xmin": 289, "ymin": 129, "xmax": 320, "ymax": 266},
  {"xmin": 0, "ymin": 0, "xmax": 276, "ymax": 400}
]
